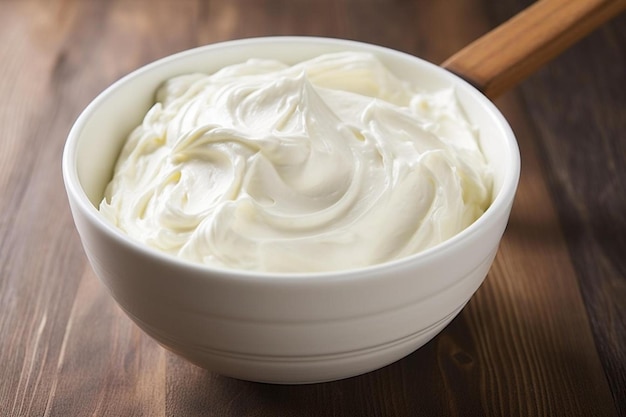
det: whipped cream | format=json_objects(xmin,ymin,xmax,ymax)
[{"xmin": 100, "ymin": 52, "xmax": 492, "ymax": 272}]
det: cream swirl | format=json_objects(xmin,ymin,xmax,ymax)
[{"xmin": 100, "ymin": 52, "xmax": 492, "ymax": 272}]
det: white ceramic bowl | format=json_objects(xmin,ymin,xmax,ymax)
[{"xmin": 63, "ymin": 37, "xmax": 520, "ymax": 384}]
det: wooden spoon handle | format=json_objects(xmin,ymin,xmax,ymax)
[{"xmin": 442, "ymin": 0, "xmax": 626, "ymax": 99}]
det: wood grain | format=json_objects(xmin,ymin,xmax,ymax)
[
  {"xmin": 1, "ymin": 0, "xmax": 624, "ymax": 416},
  {"xmin": 493, "ymin": 0, "xmax": 626, "ymax": 407}
]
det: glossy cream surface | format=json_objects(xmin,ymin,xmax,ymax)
[{"xmin": 100, "ymin": 52, "xmax": 492, "ymax": 272}]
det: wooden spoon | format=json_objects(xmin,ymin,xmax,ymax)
[{"xmin": 442, "ymin": 0, "xmax": 626, "ymax": 99}]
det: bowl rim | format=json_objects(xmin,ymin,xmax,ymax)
[{"xmin": 62, "ymin": 36, "xmax": 520, "ymax": 284}]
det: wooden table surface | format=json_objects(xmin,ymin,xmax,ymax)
[{"xmin": 1, "ymin": 0, "xmax": 624, "ymax": 416}]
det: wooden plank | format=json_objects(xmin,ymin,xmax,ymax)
[
  {"xmin": 464, "ymin": 94, "xmax": 617, "ymax": 416},
  {"xmin": 42, "ymin": 269, "xmax": 166, "ymax": 417},
  {"xmin": 0, "ymin": 1, "xmax": 87, "ymax": 416},
  {"xmin": 0, "ymin": 0, "xmax": 192, "ymax": 416},
  {"xmin": 507, "ymin": 4, "xmax": 626, "ymax": 407},
  {"xmin": 484, "ymin": 0, "xmax": 625, "ymax": 410}
]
